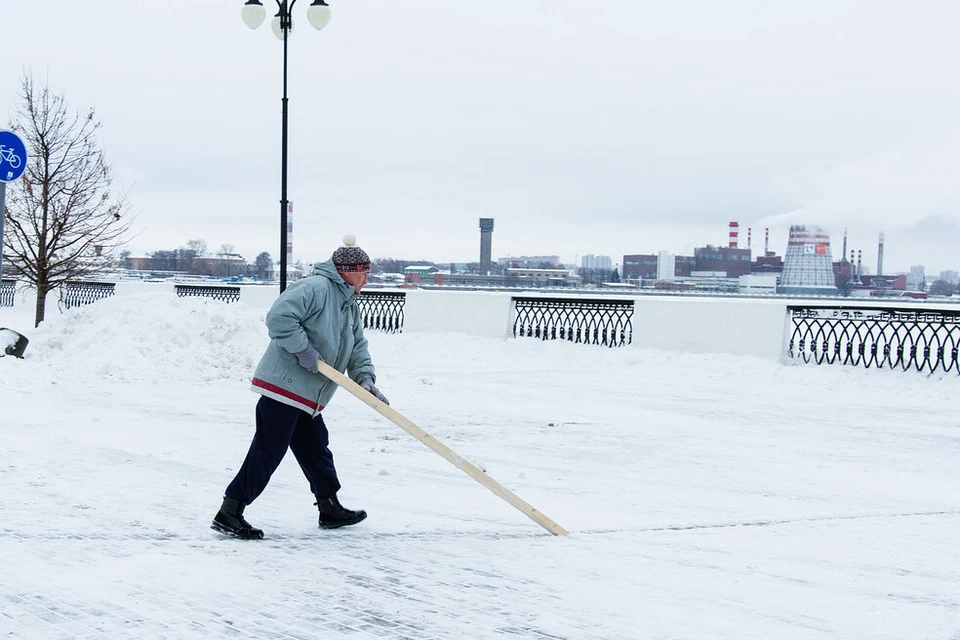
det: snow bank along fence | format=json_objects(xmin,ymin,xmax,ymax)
[
  {"xmin": 174, "ymin": 283, "xmax": 241, "ymax": 303},
  {"xmin": 0, "ymin": 279, "xmax": 14, "ymax": 308},
  {"xmin": 358, "ymin": 291, "xmax": 405, "ymax": 333},
  {"xmin": 58, "ymin": 281, "xmax": 115, "ymax": 310},
  {"xmin": 9, "ymin": 280, "xmax": 960, "ymax": 374},
  {"xmin": 787, "ymin": 304, "xmax": 960, "ymax": 374},
  {"xmin": 512, "ymin": 296, "xmax": 633, "ymax": 347},
  {"xmin": 171, "ymin": 284, "xmax": 404, "ymax": 326}
]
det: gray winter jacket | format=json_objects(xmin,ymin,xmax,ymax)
[{"xmin": 250, "ymin": 259, "xmax": 376, "ymax": 415}]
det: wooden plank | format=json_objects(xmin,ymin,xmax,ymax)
[{"xmin": 317, "ymin": 360, "xmax": 569, "ymax": 536}]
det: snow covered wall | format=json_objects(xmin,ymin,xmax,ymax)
[
  {"xmin": 4, "ymin": 280, "xmax": 954, "ymax": 362},
  {"xmin": 631, "ymin": 296, "xmax": 789, "ymax": 361}
]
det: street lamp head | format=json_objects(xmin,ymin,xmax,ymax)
[
  {"xmin": 271, "ymin": 12, "xmax": 290, "ymax": 40},
  {"xmin": 307, "ymin": 0, "xmax": 332, "ymax": 31},
  {"xmin": 241, "ymin": 0, "xmax": 266, "ymax": 29}
]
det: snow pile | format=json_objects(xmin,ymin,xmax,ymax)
[
  {"xmin": 13, "ymin": 291, "xmax": 268, "ymax": 382},
  {"xmin": 1, "ymin": 327, "xmax": 21, "ymax": 354},
  {"xmin": 3, "ymin": 284, "xmax": 960, "ymax": 638}
]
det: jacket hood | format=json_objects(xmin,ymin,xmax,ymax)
[{"xmin": 312, "ymin": 259, "xmax": 354, "ymax": 297}]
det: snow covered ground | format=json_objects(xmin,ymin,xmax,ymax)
[{"xmin": 2, "ymin": 291, "xmax": 959, "ymax": 639}]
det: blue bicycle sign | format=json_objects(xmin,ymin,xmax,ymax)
[
  {"xmin": 0, "ymin": 145, "xmax": 21, "ymax": 168},
  {"xmin": 0, "ymin": 130, "xmax": 28, "ymax": 182}
]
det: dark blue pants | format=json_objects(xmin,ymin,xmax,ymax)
[{"xmin": 225, "ymin": 396, "xmax": 341, "ymax": 505}]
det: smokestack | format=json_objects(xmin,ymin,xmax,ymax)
[
  {"xmin": 842, "ymin": 228, "xmax": 848, "ymax": 262},
  {"xmin": 877, "ymin": 231, "xmax": 884, "ymax": 277},
  {"xmin": 857, "ymin": 249, "xmax": 862, "ymax": 282},
  {"xmin": 764, "ymin": 228, "xmax": 769, "ymax": 255},
  {"xmin": 728, "ymin": 221, "xmax": 739, "ymax": 248},
  {"xmin": 479, "ymin": 218, "xmax": 495, "ymax": 275},
  {"xmin": 747, "ymin": 227, "xmax": 752, "ymax": 250}
]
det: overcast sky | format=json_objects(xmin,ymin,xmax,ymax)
[{"xmin": 3, "ymin": 0, "xmax": 960, "ymax": 273}]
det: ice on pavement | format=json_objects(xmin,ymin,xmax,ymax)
[{"xmin": 1, "ymin": 290, "xmax": 959, "ymax": 639}]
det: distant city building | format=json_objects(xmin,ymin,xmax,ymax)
[
  {"xmin": 193, "ymin": 254, "xmax": 246, "ymax": 279},
  {"xmin": 441, "ymin": 273, "xmax": 507, "ymax": 287},
  {"xmin": 504, "ymin": 268, "xmax": 579, "ymax": 287},
  {"xmin": 657, "ymin": 251, "xmax": 675, "ymax": 281},
  {"xmin": 752, "ymin": 254, "xmax": 783, "ymax": 274},
  {"xmin": 403, "ymin": 265, "xmax": 441, "ymax": 285},
  {"xmin": 832, "ymin": 257, "xmax": 854, "ymax": 289},
  {"xmin": 778, "ymin": 225, "xmax": 838, "ymax": 295},
  {"xmin": 739, "ymin": 274, "xmax": 778, "ymax": 294},
  {"xmin": 940, "ymin": 270, "xmax": 958, "ymax": 285},
  {"xmin": 622, "ymin": 254, "xmax": 658, "ymax": 281},
  {"xmin": 498, "ymin": 255, "xmax": 561, "ymax": 269},
  {"xmin": 693, "ymin": 245, "xmax": 752, "ymax": 277},
  {"xmin": 581, "ymin": 254, "xmax": 612, "ymax": 270},
  {"xmin": 440, "ymin": 269, "xmax": 580, "ymax": 288},
  {"xmin": 267, "ymin": 263, "xmax": 303, "ymax": 283},
  {"xmin": 858, "ymin": 274, "xmax": 907, "ymax": 292},
  {"xmin": 674, "ymin": 255, "xmax": 695, "ymax": 277},
  {"xmin": 123, "ymin": 253, "xmax": 249, "ymax": 279},
  {"xmin": 623, "ymin": 253, "xmax": 694, "ymax": 282},
  {"xmin": 907, "ymin": 265, "xmax": 925, "ymax": 290}
]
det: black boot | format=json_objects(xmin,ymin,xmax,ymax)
[
  {"xmin": 315, "ymin": 493, "xmax": 367, "ymax": 529},
  {"xmin": 211, "ymin": 496, "xmax": 264, "ymax": 539}
]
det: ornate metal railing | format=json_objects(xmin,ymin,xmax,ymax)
[
  {"xmin": 59, "ymin": 281, "xmax": 116, "ymax": 310},
  {"xmin": 0, "ymin": 279, "xmax": 15, "ymax": 307},
  {"xmin": 513, "ymin": 297, "xmax": 633, "ymax": 347},
  {"xmin": 358, "ymin": 291, "xmax": 405, "ymax": 333},
  {"xmin": 788, "ymin": 305, "xmax": 960, "ymax": 374},
  {"xmin": 174, "ymin": 284, "xmax": 241, "ymax": 303}
]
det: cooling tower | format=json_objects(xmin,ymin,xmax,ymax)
[{"xmin": 778, "ymin": 225, "xmax": 838, "ymax": 295}]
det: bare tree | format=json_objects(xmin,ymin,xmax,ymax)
[
  {"xmin": 928, "ymin": 280, "xmax": 957, "ymax": 297},
  {"xmin": 254, "ymin": 251, "xmax": 272, "ymax": 280},
  {"xmin": 4, "ymin": 73, "xmax": 132, "ymax": 326},
  {"xmin": 186, "ymin": 238, "xmax": 207, "ymax": 257}
]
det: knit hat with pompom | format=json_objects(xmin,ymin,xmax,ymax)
[{"xmin": 332, "ymin": 235, "xmax": 371, "ymax": 272}]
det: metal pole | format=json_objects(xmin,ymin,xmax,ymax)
[
  {"xmin": 0, "ymin": 182, "xmax": 6, "ymax": 277},
  {"xmin": 279, "ymin": 0, "xmax": 290, "ymax": 292}
]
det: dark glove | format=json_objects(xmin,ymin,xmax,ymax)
[
  {"xmin": 360, "ymin": 377, "xmax": 389, "ymax": 405},
  {"xmin": 292, "ymin": 345, "xmax": 321, "ymax": 373}
]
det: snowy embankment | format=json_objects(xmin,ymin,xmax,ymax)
[{"xmin": 1, "ymin": 291, "xmax": 959, "ymax": 639}]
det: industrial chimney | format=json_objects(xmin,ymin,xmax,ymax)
[
  {"xmin": 728, "ymin": 221, "xmax": 739, "ymax": 248},
  {"xmin": 877, "ymin": 232, "xmax": 884, "ymax": 277},
  {"xmin": 764, "ymin": 228, "xmax": 770, "ymax": 256},
  {"xmin": 479, "ymin": 218, "xmax": 495, "ymax": 275},
  {"xmin": 747, "ymin": 227, "xmax": 752, "ymax": 250}
]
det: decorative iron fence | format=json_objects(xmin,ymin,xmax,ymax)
[
  {"xmin": 0, "ymin": 279, "xmax": 14, "ymax": 308},
  {"xmin": 788, "ymin": 305, "xmax": 960, "ymax": 374},
  {"xmin": 513, "ymin": 297, "xmax": 633, "ymax": 347},
  {"xmin": 59, "ymin": 281, "xmax": 116, "ymax": 310},
  {"xmin": 358, "ymin": 291, "xmax": 405, "ymax": 333},
  {"xmin": 175, "ymin": 284, "xmax": 241, "ymax": 303}
]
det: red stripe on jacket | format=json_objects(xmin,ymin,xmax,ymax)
[{"xmin": 251, "ymin": 378, "xmax": 324, "ymax": 412}]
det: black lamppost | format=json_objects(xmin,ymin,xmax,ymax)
[{"xmin": 241, "ymin": 0, "xmax": 332, "ymax": 292}]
